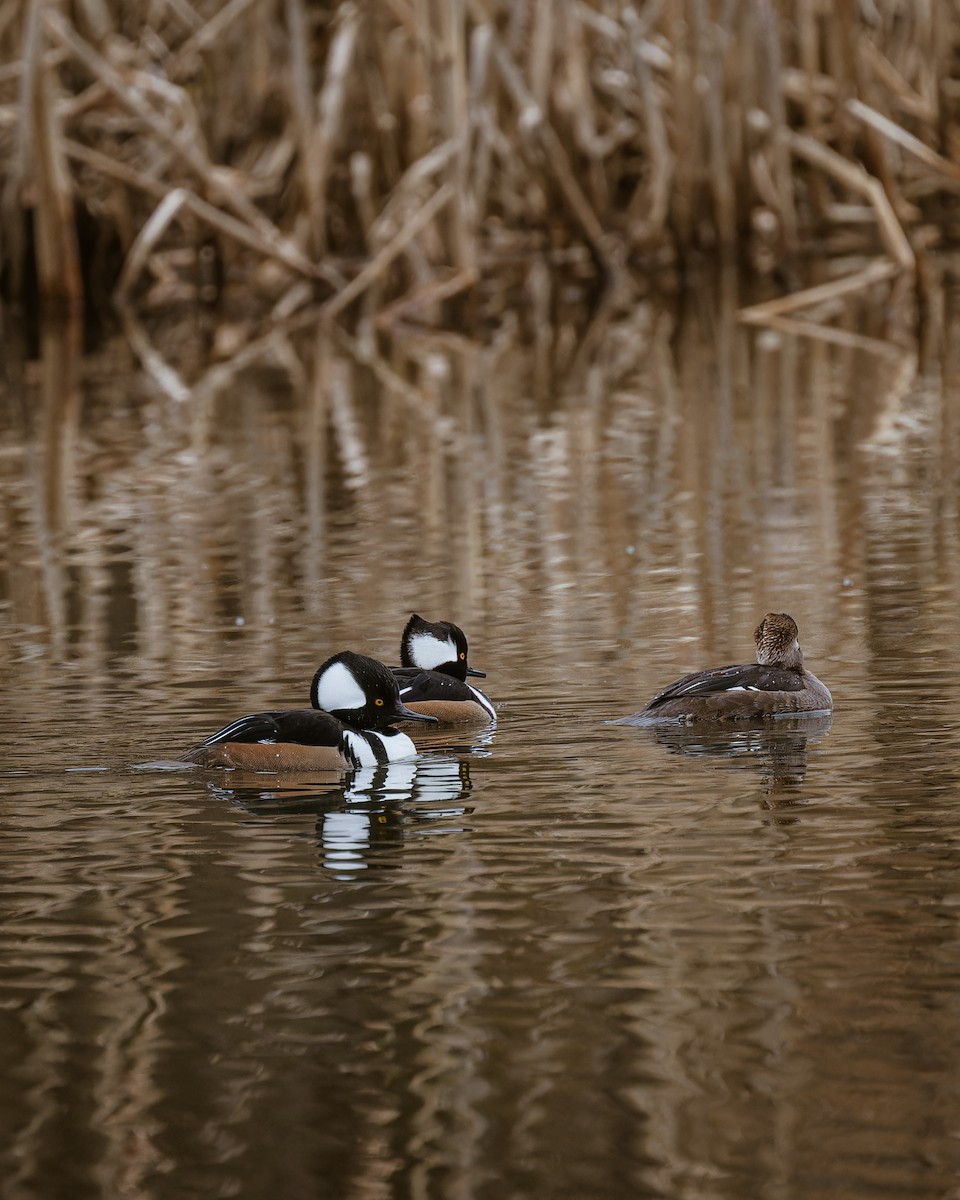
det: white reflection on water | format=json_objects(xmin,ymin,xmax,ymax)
[
  {"xmin": 3, "ymin": 275, "xmax": 960, "ymax": 1199},
  {"xmin": 196, "ymin": 753, "xmax": 479, "ymax": 879}
]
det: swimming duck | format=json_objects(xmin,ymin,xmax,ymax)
[
  {"xmin": 615, "ymin": 613, "xmax": 833, "ymax": 725},
  {"xmin": 182, "ymin": 650, "xmax": 437, "ymax": 770},
  {"xmin": 392, "ymin": 613, "xmax": 496, "ymax": 725}
]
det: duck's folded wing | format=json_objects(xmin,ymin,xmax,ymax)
[
  {"xmin": 391, "ymin": 666, "xmax": 421, "ymax": 682},
  {"xmin": 645, "ymin": 662, "xmax": 804, "ymax": 710},
  {"xmin": 199, "ymin": 709, "xmax": 342, "ymax": 746},
  {"xmin": 396, "ymin": 670, "xmax": 473, "ymax": 704}
]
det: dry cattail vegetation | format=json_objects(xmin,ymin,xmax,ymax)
[{"xmin": 1, "ymin": 0, "xmax": 960, "ymax": 351}]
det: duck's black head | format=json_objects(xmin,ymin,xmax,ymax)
[
  {"xmin": 311, "ymin": 651, "xmax": 437, "ymax": 730},
  {"xmin": 400, "ymin": 613, "xmax": 485, "ymax": 682}
]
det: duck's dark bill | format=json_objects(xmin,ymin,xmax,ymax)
[
  {"xmin": 466, "ymin": 666, "xmax": 486, "ymax": 678},
  {"xmin": 396, "ymin": 704, "xmax": 439, "ymax": 723}
]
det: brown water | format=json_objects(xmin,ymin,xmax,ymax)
[{"xmin": 3, "ymin": 270, "xmax": 960, "ymax": 1199}]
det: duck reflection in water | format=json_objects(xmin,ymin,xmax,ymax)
[
  {"xmin": 647, "ymin": 714, "xmax": 834, "ymax": 797},
  {"xmin": 206, "ymin": 755, "xmax": 475, "ymax": 875}
]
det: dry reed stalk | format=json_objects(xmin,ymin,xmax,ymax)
[
  {"xmin": 21, "ymin": 0, "xmax": 82, "ymax": 308},
  {"xmin": 795, "ymin": 0, "xmax": 827, "ymax": 142},
  {"xmin": 0, "ymin": 1, "xmax": 38, "ymax": 301},
  {"xmin": 3, "ymin": 0, "xmax": 960, "ymax": 321},
  {"xmin": 349, "ymin": 152, "xmax": 377, "ymax": 243},
  {"xmin": 367, "ymin": 139, "xmax": 458, "ymax": 246},
  {"xmin": 691, "ymin": 0, "xmax": 736, "ymax": 249},
  {"xmin": 439, "ymin": 0, "xmax": 475, "ymax": 271},
  {"xmin": 788, "ymin": 132, "xmax": 915, "ymax": 270},
  {"xmin": 64, "ymin": 139, "xmax": 343, "ymax": 289},
  {"xmin": 466, "ymin": 24, "xmax": 495, "ymax": 238},
  {"xmin": 374, "ymin": 266, "xmax": 478, "ymax": 329},
  {"xmin": 861, "ymin": 41, "xmax": 936, "ymax": 125},
  {"xmin": 472, "ymin": 6, "xmax": 619, "ymax": 275},
  {"xmin": 44, "ymin": 9, "xmax": 324, "ymax": 280},
  {"xmin": 303, "ymin": 3, "xmax": 360, "ymax": 256},
  {"xmin": 528, "ymin": 0, "xmax": 553, "ymax": 111},
  {"xmin": 741, "ymin": 312, "xmax": 908, "ymax": 357},
  {"xmin": 327, "ymin": 319, "xmax": 441, "ymax": 418},
  {"xmin": 117, "ymin": 306, "xmax": 191, "ymax": 402},
  {"xmin": 623, "ymin": 5, "xmax": 672, "ymax": 243},
  {"xmin": 846, "ymin": 99, "xmax": 960, "ymax": 188},
  {"xmin": 564, "ymin": 6, "xmax": 622, "ymax": 218},
  {"xmin": 321, "ymin": 182, "xmax": 455, "ymax": 319},
  {"xmin": 0, "ymin": 59, "xmax": 24, "ymax": 85},
  {"xmin": 166, "ymin": 0, "xmax": 264, "ymax": 79},
  {"xmin": 738, "ymin": 258, "xmax": 900, "ymax": 324},
  {"xmin": 755, "ymin": 0, "xmax": 798, "ymax": 255},
  {"xmin": 114, "ymin": 188, "xmax": 185, "ymax": 298},
  {"xmin": 156, "ymin": 0, "xmax": 202, "ymax": 34},
  {"xmin": 661, "ymin": 2, "xmax": 695, "ymax": 250},
  {"xmin": 284, "ymin": 0, "xmax": 318, "ymax": 239},
  {"xmin": 191, "ymin": 327, "xmax": 292, "ymax": 405}
]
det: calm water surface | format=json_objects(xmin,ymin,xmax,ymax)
[{"xmin": 3, "ymin": 274, "xmax": 960, "ymax": 1199}]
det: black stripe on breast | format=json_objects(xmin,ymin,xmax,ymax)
[
  {"xmin": 365, "ymin": 732, "xmax": 390, "ymax": 766},
  {"xmin": 341, "ymin": 729, "xmax": 392, "ymax": 767}
]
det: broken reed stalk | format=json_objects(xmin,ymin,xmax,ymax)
[
  {"xmin": 3, "ymin": 0, "xmax": 959, "ymax": 322},
  {"xmin": 787, "ymin": 133, "xmax": 915, "ymax": 270},
  {"xmin": 739, "ymin": 259, "xmax": 900, "ymax": 324}
]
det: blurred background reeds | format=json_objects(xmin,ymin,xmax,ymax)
[{"xmin": 2, "ymin": 0, "xmax": 959, "ymax": 333}]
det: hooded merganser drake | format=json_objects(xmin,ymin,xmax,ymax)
[
  {"xmin": 391, "ymin": 613, "xmax": 496, "ymax": 725},
  {"xmin": 614, "ymin": 613, "xmax": 833, "ymax": 725},
  {"xmin": 182, "ymin": 650, "xmax": 437, "ymax": 770}
]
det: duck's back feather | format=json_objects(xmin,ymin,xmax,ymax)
[{"xmin": 645, "ymin": 662, "xmax": 806, "ymax": 710}]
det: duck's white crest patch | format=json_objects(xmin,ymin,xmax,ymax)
[
  {"xmin": 409, "ymin": 631, "xmax": 457, "ymax": 670},
  {"xmin": 315, "ymin": 660, "xmax": 366, "ymax": 712}
]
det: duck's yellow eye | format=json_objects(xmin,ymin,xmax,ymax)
[
  {"xmin": 459, "ymin": 652, "xmax": 465, "ymax": 660},
  {"xmin": 375, "ymin": 697, "xmax": 384, "ymax": 706}
]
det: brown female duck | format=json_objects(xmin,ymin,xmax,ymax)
[{"xmin": 615, "ymin": 613, "xmax": 833, "ymax": 726}]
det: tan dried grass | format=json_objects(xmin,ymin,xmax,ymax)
[{"xmin": 0, "ymin": 0, "xmax": 957, "ymax": 325}]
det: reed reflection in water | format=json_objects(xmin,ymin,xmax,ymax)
[{"xmin": 3, "ymin": 270, "xmax": 960, "ymax": 1198}]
